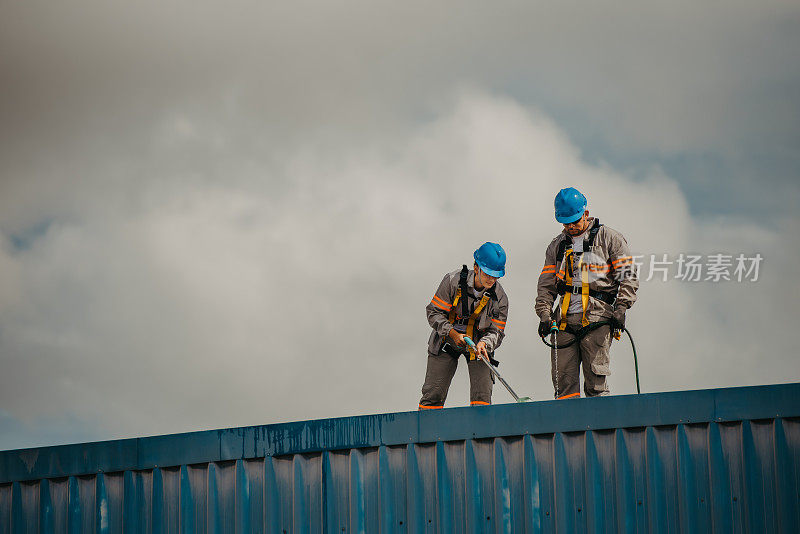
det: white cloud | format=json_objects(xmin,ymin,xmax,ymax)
[{"xmin": 1, "ymin": 91, "xmax": 797, "ymax": 448}]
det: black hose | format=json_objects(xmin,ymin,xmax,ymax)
[{"xmin": 540, "ymin": 321, "xmax": 640, "ymax": 394}]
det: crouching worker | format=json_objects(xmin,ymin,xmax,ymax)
[{"xmin": 418, "ymin": 242, "xmax": 509, "ymax": 409}]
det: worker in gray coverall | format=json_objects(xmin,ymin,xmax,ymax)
[
  {"xmin": 536, "ymin": 188, "xmax": 639, "ymax": 398},
  {"xmin": 419, "ymin": 242, "xmax": 509, "ymax": 409}
]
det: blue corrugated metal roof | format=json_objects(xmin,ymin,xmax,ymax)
[{"xmin": 1, "ymin": 383, "xmax": 799, "ymax": 532}]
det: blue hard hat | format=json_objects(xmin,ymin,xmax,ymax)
[
  {"xmin": 554, "ymin": 187, "xmax": 587, "ymax": 223},
  {"xmin": 474, "ymin": 242, "xmax": 506, "ymax": 278}
]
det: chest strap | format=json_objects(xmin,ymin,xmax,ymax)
[
  {"xmin": 558, "ymin": 249, "xmax": 591, "ymax": 329},
  {"xmin": 556, "ymin": 283, "xmax": 617, "ymax": 305}
]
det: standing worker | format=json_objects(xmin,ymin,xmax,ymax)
[
  {"xmin": 418, "ymin": 242, "xmax": 509, "ymax": 409},
  {"xmin": 535, "ymin": 188, "xmax": 639, "ymax": 399}
]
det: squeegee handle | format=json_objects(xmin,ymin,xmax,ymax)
[{"xmin": 463, "ymin": 337, "xmax": 521, "ymax": 402}]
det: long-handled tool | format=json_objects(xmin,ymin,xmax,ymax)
[{"xmin": 464, "ymin": 337, "xmax": 532, "ymax": 403}]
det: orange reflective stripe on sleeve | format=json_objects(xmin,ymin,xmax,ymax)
[
  {"xmin": 418, "ymin": 404, "xmax": 444, "ymax": 410},
  {"xmin": 432, "ymin": 295, "xmax": 452, "ymax": 307},
  {"xmin": 557, "ymin": 392, "xmax": 580, "ymax": 400},
  {"xmin": 430, "ymin": 295, "xmax": 452, "ymax": 311},
  {"xmin": 491, "ymin": 318, "xmax": 506, "ymax": 330},
  {"xmin": 470, "ymin": 401, "xmax": 490, "ymax": 406},
  {"xmin": 612, "ymin": 256, "xmax": 633, "ymax": 265},
  {"xmin": 541, "ymin": 264, "xmax": 556, "ymax": 274},
  {"xmin": 430, "ymin": 299, "xmax": 451, "ymax": 311}
]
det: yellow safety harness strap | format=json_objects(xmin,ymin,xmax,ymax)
[
  {"xmin": 466, "ymin": 293, "xmax": 492, "ymax": 360},
  {"xmin": 559, "ymin": 250, "xmax": 573, "ymax": 330},
  {"xmin": 448, "ymin": 288, "xmax": 461, "ymax": 324},
  {"xmin": 581, "ymin": 260, "xmax": 590, "ymax": 327},
  {"xmin": 559, "ymin": 249, "xmax": 591, "ymax": 328}
]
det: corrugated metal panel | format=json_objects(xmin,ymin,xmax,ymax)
[{"xmin": 1, "ymin": 384, "xmax": 799, "ymax": 533}]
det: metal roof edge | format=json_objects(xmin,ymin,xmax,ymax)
[{"xmin": 2, "ymin": 382, "xmax": 799, "ymax": 484}]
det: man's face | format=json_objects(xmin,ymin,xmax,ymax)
[
  {"xmin": 474, "ymin": 265, "xmax": 498, "ymax": 290},
  {"xmin": 563, "ymin": 210, "xmax": 590, "ymax": 236}
]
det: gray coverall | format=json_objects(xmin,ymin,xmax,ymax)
[
  {"xmin": 419, "ymin": 268, "xmax": 509, "ymax": 409},
  {"xmin": 535, "ymin": 219, "xmax": 638, "ymax": 398}
]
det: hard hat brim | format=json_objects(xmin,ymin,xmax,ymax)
[
  {"xmin": 477, "ymin": 263, "xmax": 505, "ymax": 278},
  {"xmin": 555, "ymin": 209, "xmax": 584, "ymax": 224}
]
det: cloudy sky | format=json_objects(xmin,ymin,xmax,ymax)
[{"xmin": 1, "ymin": 1, "xmax": 799, "ymax": 450}]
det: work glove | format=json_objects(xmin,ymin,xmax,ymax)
[
  {"xmin": 538, "ymin": 317, "xmax": 554, "ymax": 337},
  {"xmin": 610, "ymin": 307, "xmax": 626, "ymax": 330}
]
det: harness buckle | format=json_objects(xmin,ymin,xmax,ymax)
[{"xmin": 572, "ymin": 284, "xmax": 581, "ymax": 295}]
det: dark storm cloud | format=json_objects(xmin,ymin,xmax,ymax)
[{"xmin": 2, "ymin": 1, "xmax": 799, "ymax": 220}]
